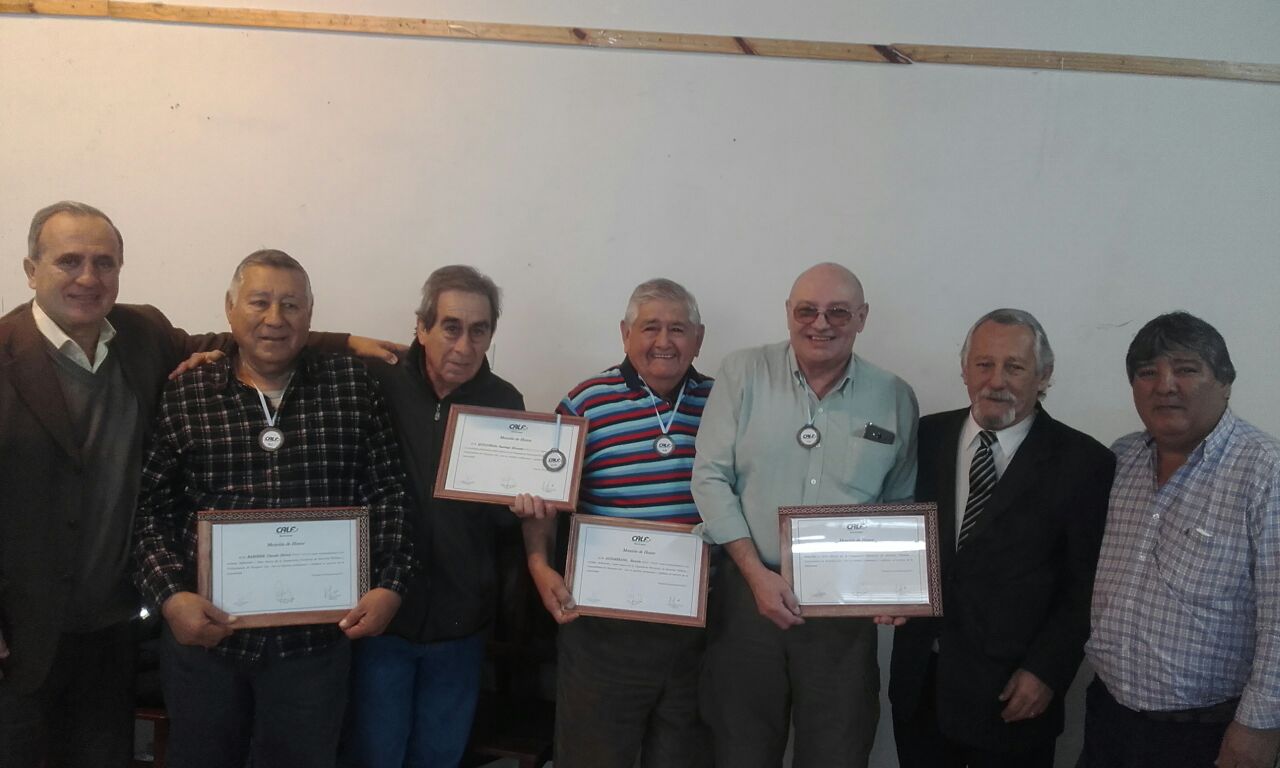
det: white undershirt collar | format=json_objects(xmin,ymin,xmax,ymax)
[
  {"xmin": 31, "ymin": 300, "xmax": 116, "ymax": 373},
  {"xmin": 952, "ymin": 409, "xmax": 1037, "ymax": 545}
]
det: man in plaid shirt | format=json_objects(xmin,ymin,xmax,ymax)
[
  {"xmin": 134, "ymin": 250, "xmax": 416, "ymax": 768},
  {"xmin": 1083, "ymin": 312, "xmax": 1279, "ymax": 768}
]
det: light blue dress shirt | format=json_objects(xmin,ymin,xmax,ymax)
[{"xmin": 692, "ymin": 341, "xmax": 918, "ymax": 567}]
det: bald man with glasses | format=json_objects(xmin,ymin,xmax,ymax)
[{"xmin": 692, "ymin": 262, "xmax": 919, "ymax": 768}]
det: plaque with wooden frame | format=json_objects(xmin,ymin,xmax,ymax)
[
  {"xmin": 432, "ymin": 405, "xmax": 588, "ymax": 510},
  {"xmin": 564, "ymin": 514, "xmax": 711, "ymax": 627},
  {"xmin": 196, "ymin": 507, "xmax": 370, "ymax": 629},
  {"xmin": 778, "ymin": 502, "xmax": 943, "ymax": 618}
]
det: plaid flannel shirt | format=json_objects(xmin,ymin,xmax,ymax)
[
  {"xmin": 1087, "ymin": 409, "xmax": 1280, "ymax": 728},
  {"xmin": 134, "ymin": 350, "xmax": 416, "ymax": 662}
]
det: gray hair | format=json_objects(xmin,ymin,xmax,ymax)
[
  {"xmin": 1125, "ymin": 311, "xmax": 1236, "ymax": 385},
  {"xmin": 416, "ymin": 265, "xmax": 501, "ymax": 331},
  {"xmin": 227, "ymin": 249, "xmax": 313, "ymax": 307},
  {"xmin": 27, "ymin": 201, "xmax": 124, "ymax": 261},
  {"xmin": 961, "ymin": 308, "xmax": 1056, "ymax": 393},
  {"xmin": 623, "ymin": 278, "xmax": 702, "ymax": 326}
]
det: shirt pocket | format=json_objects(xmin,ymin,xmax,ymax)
[
  {"xmin": 837, "ymin": 437, "xmax": 899, "ymax": 499},
  {"xmin": 1153, "ymin": 523, "xmax": 1238, "ymax": 609}
]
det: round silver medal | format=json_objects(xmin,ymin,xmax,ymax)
[
  {"xmin": 543, "ymin": 448, "xmax": 567, "ymax": 472},
  {"xmin": 654, "ymin": 435, "xmax": 676, "ymax": 456},
  {"xmin": 796, "ymin": 424, "xmax": 821, "ymax": 449},
  {"xmin": 259, "ymin": 426, "xmax": 285, "ymax": 452}
]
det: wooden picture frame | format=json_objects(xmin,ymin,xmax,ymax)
[
  {"xmin": 433, "ymin": 405, "xmax": 588, "ymax": 510},
  {"xmin": 778, "ymin": 502, "xmax": 943, "ymax": 618},
  {"xmin": 196, "ymin": 507, "xmax": 369, "ymax": 629},
  {"xmin": 564, "ymin": 514, "xmax": 710, "ymax": 627}
]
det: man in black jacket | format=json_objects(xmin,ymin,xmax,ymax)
[
  {"xmin": 888, "ymin": 308, "xmax": 1115, "ymax": 767},
  {"xmin": 344, "ymin": 265, "xmax": 525, "ymax": 768}
]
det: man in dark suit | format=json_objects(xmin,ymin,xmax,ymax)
[
  {"xmin": 0, "ymin": 201, "xmax": 380, "ymax": 767},
  {"xmin": 888, "ymin": 308, "xmax": 1115, "ymax": 767}
]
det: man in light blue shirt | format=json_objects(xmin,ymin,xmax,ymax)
[
  {"xmin": 1083, "ymin": 311, "xmax": 1280, "ymax": 768},
  {"xmin": 692, "ymin": 262, "xmax": 917, "ymax": 768}
]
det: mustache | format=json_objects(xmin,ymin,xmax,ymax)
[{"xmin": 980, "ymin": 389, "xmax": 1016, "ymax": 403}]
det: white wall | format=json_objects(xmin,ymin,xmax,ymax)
[{"xmin": 3, "ymin": 3, "xmax": 1278, "ymax": 765}]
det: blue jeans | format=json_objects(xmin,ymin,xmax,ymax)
[{"xmin": 343, "ymin": 632, "xmax": 486, "ymax": 768}]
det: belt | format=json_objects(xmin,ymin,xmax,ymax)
[
  {"xmin": 1097, "ymin": 679, "xmax": 1239, "ymax": 725},
  {"xmin": 1140, "ymin": 697, "xmax": 1239, "ymax": 725}
]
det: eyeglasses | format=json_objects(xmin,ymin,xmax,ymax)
[{"xmin": 792, "ymin": 304, "xmax": 859, "ymax": 327}]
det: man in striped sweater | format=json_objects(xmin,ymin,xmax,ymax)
[{"xmin": 516, "ymin": 278, "xmax": 713, "ymax": 768}]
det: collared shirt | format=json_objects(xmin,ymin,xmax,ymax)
[
  {"xmin": 134, "ymin": 351, "xmax": 416, "ymax": 662},
  {"xmin": 1086, "ymin": 409, "xmax": 1280, "ymax": 728},
  {"xmin": 560, "ymin": 358, "xmax": 713, "ymax": 524},
  {"xmin": 31, "ymin": 299, "xmax": 116, "ymax": 373},
  {"xmin": 693, "ymin": 341, "xmax": 918, "ymax": 567},
  {"xmin": 952, "ymin": 411, "xmax": 1036, "ymax": 544}
]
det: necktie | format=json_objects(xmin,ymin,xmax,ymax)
[{"xmin": 957, "ymin": 430, "xmax": 997, "ymax": 548}]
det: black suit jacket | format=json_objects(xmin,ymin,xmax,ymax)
[{"xmin": 888, "ymin": 405, "xmax": 1114, "ymax": 751}]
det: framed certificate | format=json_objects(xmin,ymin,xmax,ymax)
[
  {"xmin": 564, "ymin": 514, "xmax": 710, "ymax": 627},
  {"xmin": 433, "ymin": 405, "xmax": 588, "ymax": 509},
  {"xmin": 196, "ymin": 507, "xmax": 369, "ymax": 629},
  {"xmin": 778, "ymin": 503, "xmax": 943, "ymax": 618}
]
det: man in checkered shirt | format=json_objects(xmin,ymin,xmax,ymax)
[
  {"xmin": 1082, "ymin": 312, "xmax": 1279, "ymax": 768},
  {"xmin": 133, "ymin": 250, "xmax": 416, "ymax": 768}
]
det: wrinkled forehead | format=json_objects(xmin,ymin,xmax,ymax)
[
  {"xmin": 238, "ymin": 265, "xmax": 311, "ymax": 299},
  {"xmin": 434, "ymin": 290, "xmax": 494, "ymax": 324},
  {"xmin": 971, "ymin": 320, "xmax": 1038, "ymax": 355},
  {"xmin": 788, "ymin": 267, "xmax": 862, "ymax": 307},
  {"xmin": 38, "ymin": 213, "xmax": 122, "ymax": 260},
  {"xmin": 631, "ymin": 298, "xmax": 695, "ymax": 325},
  {"xmin": 789, "ymin": 282, "xmax": 860, "ymax": 307}
]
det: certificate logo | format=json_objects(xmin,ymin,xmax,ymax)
[
  {"xmin": 543, "ymin": 449, "xmax": 566, "ymax": 472},
  {"xmin": 508, "ymin": 423, "xmax": 527, "ymax": 431},
  {"xmin": 631, "ymin": 535, "xmax": 651, "ymax": 543},
  {"xmin": 845, "ymin": 521, "xmax": 867, "ymax": 531},
  {"xmin": 276, "ymin": 525, "xmax": 298, "ymax": 534}
]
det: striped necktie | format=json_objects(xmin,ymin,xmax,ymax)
[{"xmin": 957, "ymin": 430, "xmax": 997, "ymax": 549}]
